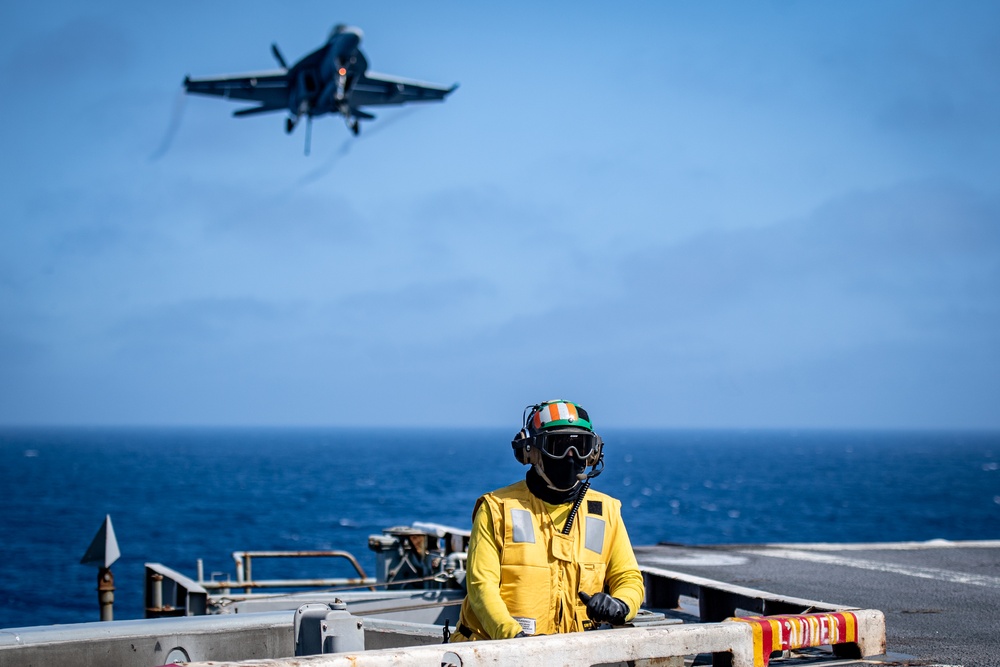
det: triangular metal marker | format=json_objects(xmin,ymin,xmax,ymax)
[{"xmin": 80, "ymin": 514, "xmax": 121, "ymax": 569}]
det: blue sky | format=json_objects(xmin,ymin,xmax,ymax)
[{"xmin": 1, "ymin": 1, "xmax": 998, "ymax": 429}]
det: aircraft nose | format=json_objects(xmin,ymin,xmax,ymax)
[{"xmin": 330, "ymin": 30, "xmax": 362, "ymax": 58}]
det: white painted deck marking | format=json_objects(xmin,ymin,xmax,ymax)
[
  {"xmin": 742, "ymin": 548, "xmax": 1000, "ymax": 589},
  {"xmin": 763, "ymin": 539, "xmax": 1000, "ymax": 551},
  {"xmin": 640, "ymin": 553, "xmax": 748, "ymax": 567}
]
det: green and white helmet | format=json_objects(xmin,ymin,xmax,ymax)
[{"xmin": 511, "ymin": 400, "xmax": 604, "ymax": 469}]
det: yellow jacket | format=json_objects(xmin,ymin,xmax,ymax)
[{"xmin": 453, "ymin": 480, "xmax": 644, "ymax": 640}]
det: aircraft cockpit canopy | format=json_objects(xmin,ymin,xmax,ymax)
[{"xmin": 331, "ymin": 24, "xmax": 364, "ymax": 41}]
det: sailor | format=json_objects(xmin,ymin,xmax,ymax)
[{"xmin": 451, "ymin": 400, "xmax": 644, "ymax": 640}]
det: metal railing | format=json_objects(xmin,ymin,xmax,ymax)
[{"xmin": 196, "ymin": 550, "xmax": 376, "ymax": 594}]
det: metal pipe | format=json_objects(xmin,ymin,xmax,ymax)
[
  {"xmin": 229, "ymin": 550, "xmax": 371, "ymax": 582},
  {"xmin": 175, "ymin": 622, "xmax": 761, "ymax": 667},
  {"xmin": 197, "ymin": 559, "xmax": 204, "ymax": 584},
  {"xmin": 233, "ymin": 552, "xmax": 244, "ymax": 584},
  {"xmin": 98, "ymin": 567, "xmax": 115, "ymax": 622},
  {"xmin": 150, "ymin": 573, "xmax": 163, "ymax": 611},
  {"xmin": 218, "ymin": 550, "xmax": 377, "ymax": 592},
  {"xmin": 198, "ymin": 577, "xmax": 377, "ymax": 590}
]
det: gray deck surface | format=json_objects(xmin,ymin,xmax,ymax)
[{"xmin": 635, "ymin": 540, "xmax": 1000, "ymax": 666}]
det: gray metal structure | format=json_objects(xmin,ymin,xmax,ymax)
[
  {"xmin": 0, "ymin": 570, "xmax": 879, "ymax": 667},
  {"xmin": 0, "ymin": 523, "xmax": 892, "ymax": 667},
  {"xmin": 16, "ymin": 527, "xmax": 999, "ymax": 665},
  {"xmin": 183, "ymin": 24, "xmax": 458, "ymax": 149}
]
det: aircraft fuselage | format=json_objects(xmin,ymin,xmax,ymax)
[{"xmin": 287, "ymin": 25, "xmax": 364, "ymax": 120}]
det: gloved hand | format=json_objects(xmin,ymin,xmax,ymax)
[
  {"xmin": 514, "ymin": 631, "xmax": 526, "ymax": 638},
  {"xmin": 578, "ymin": 591, "xmax": 630, "ymax": 625}
]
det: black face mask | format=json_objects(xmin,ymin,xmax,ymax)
[
  {"xmin": 543, "ymin": 454, "xmax": 588, "ymax": 491},
  {"xmin": 526, "ymin": 467, "xmax": 577, "ymax": 504},
  {"xmin": 525, "ymin": 455, "xmax": 588, "ymax": 504}
]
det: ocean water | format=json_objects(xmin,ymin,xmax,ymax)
[{"xmin": 0, "ymin": 427, "xmax": 997, "ymax": 629}]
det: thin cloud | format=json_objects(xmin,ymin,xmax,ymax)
[{"xmin": 2, "ymin": 16, "xmax": 131, "ymax": 87}]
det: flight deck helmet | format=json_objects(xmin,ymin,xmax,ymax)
[{"xmin": 511, "ymin": 400, "xmax": 605, "ymax": 487}]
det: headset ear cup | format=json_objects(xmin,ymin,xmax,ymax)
[
  {"xmin": 587, "ymin": 436, "xmax": 603, "ymax": 466},
  {"xmin": 588, "ymin": 443, "xmax": 601, "ymax": 466},
  {"xmin": 512, "ymin": 430, "xmax": 530, "ymax": 465}
]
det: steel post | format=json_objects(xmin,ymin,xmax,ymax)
[
  {"xmin": 98, "ymin": 567, "xmax": 115, "ymax": 622},
  {"xmin": 151, "ymin": 572, "xmax": 163, "ymax": 612}
]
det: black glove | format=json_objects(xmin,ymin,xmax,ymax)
[
  {"xmin": 514, "ymin": 631, "xmax": 526, "ymax": 638},
  {"xmin": 578, "ymin": 591, "xmax": 629, "ymax": 625}
]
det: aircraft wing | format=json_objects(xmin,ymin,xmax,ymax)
[
  {"xmin": 350, "ymin": 71, "xmax": 458, "ymax": 108},
  {"xmin": 184, "ymin": 70, "xmax": 290, "ymax": 112}
]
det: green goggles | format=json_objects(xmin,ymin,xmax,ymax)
[{"xmin": 535, "ymin": 431, "xmax": 602, "ymax": 460}]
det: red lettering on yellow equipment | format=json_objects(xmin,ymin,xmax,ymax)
[{"xmin": 728, "ymin": 612, "xmax": 859, "ymax": 667}]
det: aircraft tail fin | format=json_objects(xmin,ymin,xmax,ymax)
[{"xmin": 271, "ymin": 43, "xmax": 288, "ymax": 70}]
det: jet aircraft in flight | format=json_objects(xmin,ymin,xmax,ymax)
[{"xmin": 184, "ymin": 24, "xmax": 457, "ymax": 151}]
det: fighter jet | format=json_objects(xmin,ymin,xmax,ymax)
[{"xmin": 183, "ymin": 24, "xmax": 458, "ymax": 152}]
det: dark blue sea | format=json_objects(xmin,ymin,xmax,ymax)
[{"xmin": 1, "ymin": 427, "xmax": 998, "ymax": 630}]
